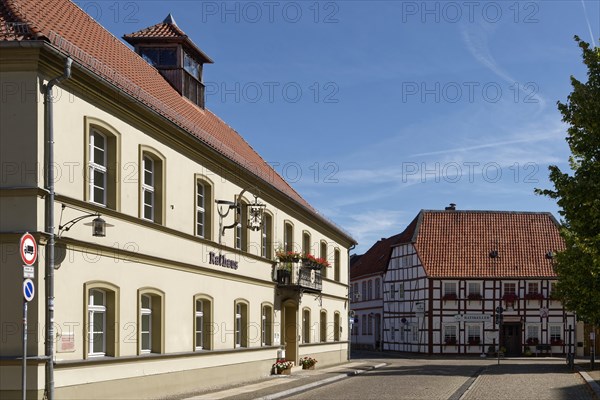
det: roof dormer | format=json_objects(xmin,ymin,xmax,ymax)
[{"xmin": 123, "ymin": 14, "xmax": 213, "ymax": 109}]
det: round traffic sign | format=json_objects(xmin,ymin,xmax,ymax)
[
  {"xmin": 20, "ymin": 233, "xmax": 37, "ymax": 266},
  {"xmin": 23, "ymin": 278, "xmax": 35, "ymax": 302}
]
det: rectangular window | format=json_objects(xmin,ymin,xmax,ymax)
[
  {"xmin": 89, "ymin": 131, "xmax": 107, "ymax": 206},
  {"xmin": 410, "ymin": 324, "xmax": 418, "ymax": 342},
  {"xmin": 444, "ymin": 325, "xmax": 457, "ymax": 344},
  {"xmin": 320, "ymin": 312, "xmax": 327, "ymax": 342},
  {"xmin": 467, "ymin": 324, "xmax": 481, "ymax": 344},
  {"xmin": 140, "ymin": 295, "xmax": 152, "ymax": 353},
  {"xmin": 550, "ymin": 325, "xmax": 562, "ymax": 343},
  {"xmin": 527, "ymin": 324, "xmax": 540, "ymax": 344},
  {"xmin": 390, "ymin": 283, "xmax": 395, "ymax": 300},
  {"xmin": 528, "ymin": 282, "xmax": 539, "ymax": 294},
  {"xmin": 367, "ymin": 281, "xmax": 373, "ymax": 301},
  {"xmin": 398, "ymin": 283, "xmax": 405, "ymax": 299},
  {"xmin": 142, "ymin": 156, "xmax": 154, "ymax": 221},
  {"xmin": 362, "ymin": 281, "xmax": 367, "ymax": 301},
  {"xmin": 284, "ymin": 223, "xmax": 293, "ymax": 252},
  {"xmin": 375, "ymin": 279, "xmax": 381, "ymax": 299},
  {"xmin": 468, "ymin": 282, "xmax": 481, "ymax": 296},
  {"xmin": 262, "ymin": 214, "xmax": 272, "ymax": 259},
  {"xmin": 390, "ymin": 326, "xmax": 395, "ymax": 341},
  {"xmin": 504, "ymin": 282, "xmax": 517, "ymax": 295},
  {"xmin": 361, "ymin": 315, "xmax": 367, "ymax": 336},
  {"xmin": 196, "ymin": 182, "xmax": 205, "ymax": 237},
  {"xmin": 444, "ymin": 282, "xmax": 457, "ymax": 296},
  {"xmin": 368, "ymin": 314, "xmax": 373, "ymax": 335},
  {"xmin": 88, "ymin": 289, "xmax": 106, "ymax": 356}
]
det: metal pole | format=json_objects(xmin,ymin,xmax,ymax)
[
  {"xmin": 22, "ymin": 300, "xmax": 28, "ymax": 400},
  {"xmin": 44, "ymin": 57, "xmax": 72, "ymax": 400}
]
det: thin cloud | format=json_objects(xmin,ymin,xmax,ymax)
[
  {"xmin": 580, "ymin": 0, "xmax": 597, "ymax": 47},
  {"xmin": 460, "ymin": 24, "xmax": 547, "ymax": 113}
]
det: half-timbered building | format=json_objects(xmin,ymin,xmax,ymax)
[{"xmin": 382, "ymin": 206, "xmax": 575, "ymax": 356}]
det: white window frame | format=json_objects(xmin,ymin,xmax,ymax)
[
  {"xmin": 375, "ymin": 278, "xmax": 381, "ymax": 299},
  {"xmin": 549, "ymin": 324, "xmax": 563, "ymax": 342},
  {"xmin": 142, "ymin": 156, "xmax": 155, "ymax": 221},
  {"xmin": 444, "ymin": 324, "xmax": 458, "ymax": 343},
  {"xmin": 195, "ymin": 300, "xmax": 204, "ymax": 350},
  {"xmin": 528, "ymin": 281, "xmax": 539, "ymax": 294},
  {"xmin": 526, "ymin": 323, "xmax": 540, "ymax": 342},
  {"xmin": 89, "ymin": 130, "xmax": 107, "ymax": 206},
  {"xmin": 140, "ymin": 295, "xmax": 152, "ymax": 353},
  {"xmin": 467, "ymin": 282, "xmax": 481, "ymax": 296},
  {"xmin": 88, "ymin": 289, "xmax": 106, "ymax": 356},
  {"xmin": 196, "ymin": 182, "xmax": 205, "ymax": 238},
  {"xmin": 466, "ymin": 324, "xmax": 481, "ymax": 343},
  {"xmin": 503, "ymin": 282, "xmax": 517, "ymax": 295},
  {"xmin": 303, "ymin": 309, "xmax": 311, "ymax": 343},
  {"xmin": 410, "ymin": 324, "xmax": 418, "ymax": 343},
  {"xmin": 261, "ymin": 218, "xmax": 268, "ymax": 258},
  {"xmin": 367, "ymin": 280, "xmax": 373, "ymax": 301},
  {"xmin": 235, "ymin": 303, "xmax": 242, "ymax": 348},
  {"xmin": 443, "ymin": 281, "xmax": 458, "ymax": 296}
]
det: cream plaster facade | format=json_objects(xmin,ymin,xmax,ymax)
[{"xmin": 0, "ymin": 40, "xmax": 354, "ymax": 399}]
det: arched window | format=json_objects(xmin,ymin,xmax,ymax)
[
  {"xmin": 194, "ymin": 295, "xmax": 213, "ymax": 350},
  {"xmin": 195, "ymin": 177, "xmax": 213, "ymax": 240},
  {"xmin": 139, "ymin": 147, "xmax": 165, "ymax": 224},
  {"xmin": 375, "ymin": 278, "xmax": 381, "ymax": 299},
  {"xmin": 320, "ymin": 241, "xmax": 328, "ymax": 278},
  {"xmin": 302, "ymin": 231, "xmax": 312, "ymax": 256},
  {"xmin": 138, "ymin": 288, "xmax": 164, "ymax": 354},
  {"xmin": 261, "ymin": 303, "xmax": 273, "ymax": 346},
  {"xmin": 85, "ymin": 118, "xmax": 121, "ymax": 210},
  {"xmin": 302, "ymin": 308, "xmax": 311, "ymax": 343},
  {"xmin": 234, "ymin": 299, "xmax": 249, "ymax": 348},
  {"xmin": 320, "ymin": 310, "xmax": 327, "ymax": 342},
  {"xmin": 367, "ymin": 280, "xmax": 373, "ymax": 301},
  {"xmin": 334, "ymin": 248, "xmax": 341, "ymax": 281},
  {"xmin": 262, "ymin": 213, "xmax": 273, "ymax": 259},
  {"xmin": 334, "ymin": 312, "xmax": 341, "ymax": 341},
  {"xmin": 235, "ymin": 199, "xmax": 248, "ymax": 251},
  {"xmin": 84, "ymin": 281, "xmax": 119, "ymax": 358},
  {"xmin": 284, "ymin": 222, "xmax": 294, "ymax": 252}
]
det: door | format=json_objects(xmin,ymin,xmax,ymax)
[
  {"xmin": 502, "ymin": 323, "xmax": 522, "ymax": 356},
  {"xmin": 283, "ymin": 302, "xmax": 298, "ymax": 363},
  {"xmin": 375, "ymin": 314, "xmax": 382, "ymax": 350}
]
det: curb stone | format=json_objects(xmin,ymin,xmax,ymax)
[
  {"xmin": 254, "ymin": 362, "xmax": 388, "ymax": 400},
  {"xmin": 576, "ymin": 367, "xmax": 600, "ymax": 399}
]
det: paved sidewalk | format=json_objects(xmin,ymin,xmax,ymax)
[
  {"xmin": 460, "ymin": 359, "xmax": 597, "ymax": 400},
  {"xmin": 171, "ymin": 361, "xmax": 385, "ymax": 400}
]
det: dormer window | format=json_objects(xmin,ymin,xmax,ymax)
[
  {"xmin": 124, "ymin": 14, "xmax": 213, "ymax": 109},
  {"xmin": 139, "ymin": 47, "xmax": 177, "ymax": 68}
]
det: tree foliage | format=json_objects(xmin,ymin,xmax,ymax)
[{"xmin": 536, "ymin": 36, "xmax": 600, "ymax": 324}]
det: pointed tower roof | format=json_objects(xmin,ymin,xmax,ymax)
[{"xmin": 123, "ymin": 14, "xmax": 213, "ymax": 63}]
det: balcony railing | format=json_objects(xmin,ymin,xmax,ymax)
[{"xmin": 274, "ymin": 262, "xmax": 322, "ymax": 292}]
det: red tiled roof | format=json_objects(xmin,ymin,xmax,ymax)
[
  {"xmin": 0, "ymin": 0, "xmax": 353, "ymax": 242},
  {"xmin": 351, "ymin": 216, "xmax": 418, "ymax": 279},
  {"xmin": 410, "ymin": 210, "xmax": 564, "ymax": 278}
]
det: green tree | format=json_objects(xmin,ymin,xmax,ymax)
[{"xmin": 536, "ymin": 36, "xmax": 600, "ymax": 325}]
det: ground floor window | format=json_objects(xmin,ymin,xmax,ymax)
[
  {"xmin": 444, "ymin": 325, "xmax": 458, "ymax": 345},
  {"xmin": 466, "ymin": 324, "xmax": 481, "ymax": 345}
]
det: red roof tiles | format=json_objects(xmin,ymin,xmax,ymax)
[
  {"xmin": 351, "ymin": 216, "xmax": 418, "ymax": 279},
  {"xmin": 410, "ymin": 210, "xmax": 564, "ymax": 278},
  {"xmin": 0, "ymin": 0, "xmax": 353, "ymax": 242}
]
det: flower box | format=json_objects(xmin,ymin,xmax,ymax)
[
  {"xmin": 272, "ymin": 359, "xmax": 294, "ymax": 375},
  {"xmin": 276, "ymin": 250, "xmax": 301, "ymax": 263},
  {"xmin": 550, "ymin": 339, "xmax": 564, "ymax": 346},
  {"xmin": 526, "ymin": 337, "xmax": 539, "ymax": 346},
  {"xmin": 444, "ymin": 338, "xmax": 457, "ymax": 345},
  {"xmin": 467, "ymin": 293, "xmax": 483, "ymax": 301},
  {"xmin": 300, "ymin": 356, "xmax": 317, "ymax": 369},
  {"xmin": 301, "ymin": 254, "xmax": 330, "ymax": 269},
  {"xmin": 468, "ymin": 338, "xmax": 481, "ymax": 346},
  {"xmin": 524, "ymin": 293, "xmax": 544, "ymax": 301},
  {"xmin": 502, "ymin": 293, "xmax": 519, "ymax": 302},
  {"xmin": 442, "ymin": 293, "xmax": 458, "ymax": 301}
]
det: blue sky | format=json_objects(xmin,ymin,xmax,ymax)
[{"xmin": 91, "ymin": 0, "xmax": 599, "ymax": 253}]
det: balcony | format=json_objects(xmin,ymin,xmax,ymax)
[
  {"xmin": 274, "ymin": 262, "xmax": 322, "ymax": 292},
  {"xmin": 157, "ymin": 67, "xmax": 206, "ymax": 108}
]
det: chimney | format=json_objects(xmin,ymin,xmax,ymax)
[{"xmin": 444, "ymin": 203, "xmax": 456, "ymax": 211}]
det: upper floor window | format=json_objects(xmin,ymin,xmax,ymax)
[
  {"xmin": 85, "ymin": 119, "xmax": 120, "ymax": 210},
  {"xmin": 195, "ymin": 179, "xmax": 212, "ymax": 239},
  {"xmin": 362, "ymin": 281, "xmax": 367, "ymax": 301},
  {"xmin": 320, "ymin": 241, "xmax": 327, "ymax": 278},
  {"xmin": 367, "ymin": 280, "xmax": 373, "ymax": 301},
  {"xmin": 262, "ymin": 213, "xmax": 273, "ymax": 259},
  {"xmin": 89, "ymin": 131, "xmax": 107, "ymax": 206},
  {"xmin": 334, "ymin": 248, "xmax": 340, "ymax": 281},
  {"xmin": 528, "ymin": 282, "xmax": 539, "ymax": 294},
  {"xmin": 468, "ymin": 282, "xmax": 481, "ymax": 297},
  {"xmin": 284, "ymin": 222, "xmax": 294, "ymax": 252},
  {"xmin": 504, "ymin": 282, "xmax": 517, "ymax": 295},
  {"xmin": 142, "ymin": 156, "xmax": 155, "ymax": 221},
  {"xmin": 302, "ymin": 232, "xmax": 311, "ymax": 256},
  {"xmin": 375, "ymin": 278, "xmax": 381, "ymax": 299},
  {"xmin": 139, "ymin": 148, "xmax": 165, "ymax": 224},
  {"xmin": 235, "ymin": 200, "xmax": 248, "ymax": 251},
  {"xmin": 139, "ymin": 47, "xmax": 177, "ymax": 67}
]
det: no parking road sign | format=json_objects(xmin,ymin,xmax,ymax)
[
  {"xmin": 23, "ymin": 279, "xmax": 35, "ymax": 302},
  {"xmin": 20, "ymin": 233, "xmax": 37, "ymax": 266}
]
